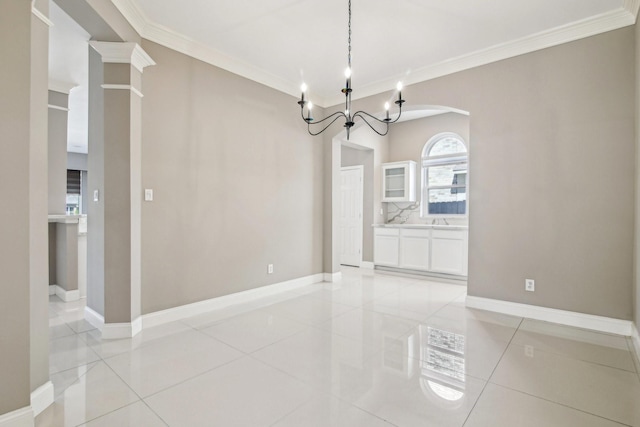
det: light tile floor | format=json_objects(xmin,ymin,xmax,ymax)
[{"xmin": 37, "ymin": 267, "xmax": 640, "ymax": 426}]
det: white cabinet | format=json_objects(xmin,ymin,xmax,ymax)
[
  {"xmin": 399, "ymin": 229, "xmax": 430, "ymax": 270},
  {"xmin": 374, "ymin": 228, "xmax": 400, "ymax": 266},
  {"xmin": 382, "ymin": 161, "xmax": 416, "ymax": 202},
  {"xmin": 374, "ymin": 226, "xmax": 468, "ymax": 277},
  {"xmin": 431, "ymin": 229, "xmax": 468, "ymax": 276}
]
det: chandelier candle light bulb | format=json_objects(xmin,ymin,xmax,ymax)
[
  {"xmin": 297, "ymin": 0, "xmax": 406, "ymax": 139},
  {"xmin": 306, "ymin": 102, "xmax": 313, "ymax": 121}
]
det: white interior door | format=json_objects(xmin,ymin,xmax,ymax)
[{"xmin": 340, "ymin": 166, "xmax": 363, "ymax": 267}]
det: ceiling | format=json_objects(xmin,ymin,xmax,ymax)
[
  {"xmin": 50, "ymin": 0, "xmax": 638, "ymax": 153},
  {"xmin": 112, "ymin": 0, "xmax": 637, "ymax": 107}
]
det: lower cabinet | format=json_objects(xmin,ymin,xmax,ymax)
[
  {"xmin": 431, "ymin": 229, "xmax": 468, "ymax": 276},
  {"xmin": 373, "ymin": 228, "xmax": 400, "ymax": 266},
  {"xmin": 374, "ymin": 227, "xmax": 468, "ymax": 277},
  {"xmin": 399, "ymin": 229, "xmax": 430, "ymax": 270}
]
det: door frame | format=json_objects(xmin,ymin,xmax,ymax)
[{"xmin": 340, "ymin": 165, "xmax": 364, "ymax": 267}]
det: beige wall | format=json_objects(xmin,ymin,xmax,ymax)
[
  {"xmin": 48, "ymin": 91, "xmax": 69, "ymax": 215},
  {"xmin": 0, "ymin": 0, "xmax": 50, "ymax": 414},
  {"xmin": 324, "ymin": 27, "xmax": 635, "ymax": 320},
  {"xmin": 635, "ymin": 21, "xmax": 640, "ymax": 334},
  {"xmin": 30, "ymin": 0, "xmax": 51, "ymax": 395},
  {"xmin": 140, "ymin": 40, "xmax": 323, "ymax": 314},
  {"xmin": 0, "ymin": 1, "xmax": 33, "ymax": 414}
]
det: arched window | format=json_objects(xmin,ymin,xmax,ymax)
[{"xmin": 421, "ymin": 133, "xmax": 468, "ymax": 217}]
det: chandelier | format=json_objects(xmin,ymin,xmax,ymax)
[{"xmin": 297, "ymin": 0, "xmax": 405, "ymax": 140}]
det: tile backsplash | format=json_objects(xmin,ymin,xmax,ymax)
[{"xmin": 386, "ymin": 202, "xmax": 468, "ymax": 226}]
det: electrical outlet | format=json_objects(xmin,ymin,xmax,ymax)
[
  {"xmin": 525, "ymin": 279, "xmax": 535, "ymax": 292},
  {"xmin": 268, "ymin": 264, "xmax": 274, "ymax": 274},
  {"xmin": 525, "ymin": 345, "xmax": 534, "ymax": 358}
]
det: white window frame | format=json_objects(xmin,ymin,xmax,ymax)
[{"xmin": 420, "ymin": 132, "xmax": 468, "ymax": 218}]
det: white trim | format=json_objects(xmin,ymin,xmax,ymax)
[
  {"xmin": 361, "ymin": 261, "xmax": 374, "ymax": 269},
  {"xmin": 31, "ymin": 381, "xmax": 53, "ymax": 417},
  {"xmin": 142, "ymin": 273, "xmax": 324, "ymax": 329},
  {"xmin": 110, "ymin": 0, "xmax": 148, "ymax": 36},
  {"xmin": 89, "ymin": 41, "xmax": 156, "ymax": 73},
  {"xmin": 48, "ymin": 285, "xmax": 56, "ymax": 296},
  {"xmin": 84, "ymin": 306, "xmax": 105, "ymax": 331},
  {"xmin": 466, "ymin": 296, "xmax": 633, "ymax": 336},
  {"xmin": 631, "ymin": 323, "xmax": 640, "ymax": 369},
  {"xmin": 107, "ymin": 0, "xmax": 636, "ymax": 108},
  {"xmin": 47, "ymin": 104, "xmax": 69, "ymax": 112},
  {"xmin": 48, "ymin": 80, "xmax": 77, "ymax": 94},
  {"xmin": 624, "ymin": 0, "xmax": 640, "ymax": 20},
  {"xmin": 0, "ymin": 406, "xmax": 33, "ymax": 427},
  {"xmin": 101, "ymin": 84, "xmax": 144, "ymax": 98},
  {"xmin": 54, "ymin": 286, "xmax": 79, "ymax": 303},
  {"xmin": 31, "ymin": 6, "xmax": 53, "ymax": 27},
  {"xmin": 323, "ymin": 272, "xmax": 342, "ymax": 283},
  {"xmin": 101, "ymin": 317, "xmax": 142, "ymax": 339},
  {"xmin": 326, "ymin": 6, "xmax": 638, "ymax": 106}
]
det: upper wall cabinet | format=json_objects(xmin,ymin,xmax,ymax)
[{"xmin": 382, "ymin": 161, "xmax": 416, "ymax": 202}]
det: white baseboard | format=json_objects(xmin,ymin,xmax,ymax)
[
  {"xmin": 323, "ymin": 272, "xmax": 342, "ymax": 283},
  {"xmin": 466, "ymin": 296, "xmax": 633, "ymax": 336},
  {"xmin": 31, "ymin": 381, "xmax": 53, "ymax": 417},
  {"xmin": 142, "ymin": 273, "xmax": 324, "ymax": 329},
  {"xmin": 101, "ymin": 317, "xmax": 142, "ymax": 340},
  {"xmin": 361, "ymin": 262, "xmax": 374, "ymax": 269},
  {"xmin": 85, "ymin": 306, "xmax": 142, "ymax": 339},
  {"xmin": 0, "ymin": 406, "xmax": 33, "ymax": 427},
  {"xmin": 84, "ymin": 306, "xmax": 104, "ymax": 331},
  {"xmin": 48, "ymin": 285, "xmax": 56, "ymax": 296},
  {"xmin": 631, "ymin": 323, "xmax": 640, "ymax": 368},
  {"xmin": 52, "ymin": 285, "xmax": 79, "ymax": 302}
]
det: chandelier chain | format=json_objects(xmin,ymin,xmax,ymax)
[
  {"xmin": 348, "ymin": 0, "xmax": 351, "ymax": 69},
  {"xmin": 297, "ymin": 0, "xmax": 404, "ymax": 140}
]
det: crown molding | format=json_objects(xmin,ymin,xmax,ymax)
[
  {"xmin": 110, "ymin": 1, "xmax": 636, "ymax": 108},
  {"xmin": 89, "ymin": 41, "xmax": 156, "ymax": 73},
  {"xmin": 143, "ymin": 21, "xmax": 311, "ymax": 103},
  {"xmin": 325, "ymin": 5, "xmax": 638, "ymax": 106},
  {"xmin": 110, "ymin": 0, "xmax": 147, "ymax": 35}
]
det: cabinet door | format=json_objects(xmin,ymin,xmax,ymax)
[
  {"xmin": 374, "ymin": 235, "xmax": 399, "ymax": 266},
  {"xmin": 400, "ymin": 235, "xmax": 430, "ymax": 271},
  {"xmin": 383, "ymin": 165, "xmax": 407, "ymax": 201},
  {"xmin": 431, "ymin": 230, "xmax": 467, "ymax": 275}
]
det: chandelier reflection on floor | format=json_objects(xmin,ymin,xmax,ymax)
[{"xmin": 297, "ymin": 0, "xmax": 405, "ymax": 140}]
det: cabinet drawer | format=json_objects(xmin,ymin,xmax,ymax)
[
  {"xmin": 374, "ymin": 228, "xmax": 400, "ymax": 237},
  {"xmin": 401, "ymin": 228, "xmax": 430, "ymax": 238},
  {"xmin": 432, "ymin": 229, "xmax": 467, "ymax": 240}
]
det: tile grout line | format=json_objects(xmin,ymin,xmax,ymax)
[
  {"xmin": 461, "ymin": 315, "xmax": 524, "ymax": 426},
  {"xmin": 486, "ymin": 383, "xmax": 634, "ymax": 427},
  {"xmin": 483, "ymin": 317, "xmax": 635, "ymax": 427}
]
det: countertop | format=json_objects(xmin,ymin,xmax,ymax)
[{"xmin": 372, "ymin": 223, "xmax": 468, "ymax": 230}]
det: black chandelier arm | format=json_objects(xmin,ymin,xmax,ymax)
[
  {"xmin": 351, "ymin": 112, "xmax": 390, "ymax": 137},
  {"xmin": 307, "ymin": 113, "xmax": 348, "ymax": 136},
  {"xmin": 304, "ymin": 110, "xmax": 348, "ymax": 125},
  {"xmin": 352, "ymin": 105, "xmax": 403, "ymax": 125}
]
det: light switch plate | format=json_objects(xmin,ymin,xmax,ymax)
[
  {"xmin": 93, "ymin": 190, "xmax": 99, "ymax": 202},
  {"xmin": 144, "ymin": 189, "xmax": 153, "ymax": 201}
]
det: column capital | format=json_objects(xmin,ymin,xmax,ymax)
[{"xmin": 89, "ymin": 41, "xmax": 155, "ymax": 73}]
